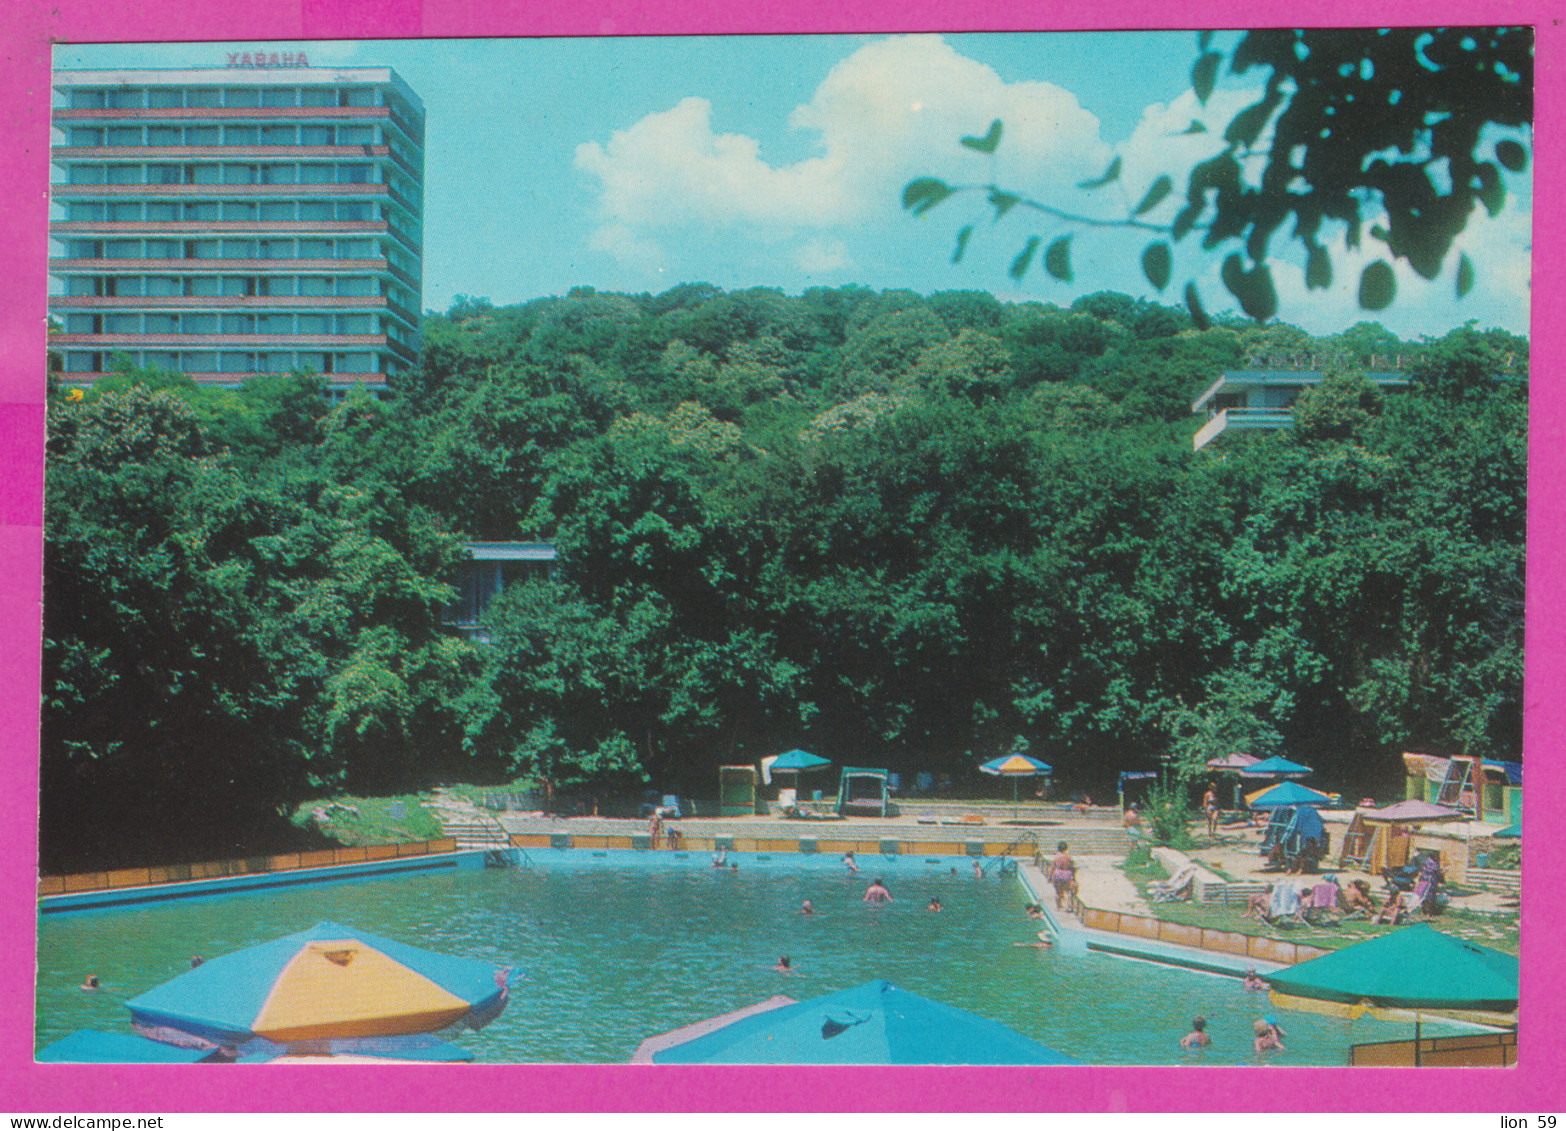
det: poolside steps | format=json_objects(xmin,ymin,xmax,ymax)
[
  {"xmin": 437, "ymin": 815, "xmax": 512, "ymax": 852},
  {"xmin": 1465, "ymin": 866, "xmax": 1521, "ymax": 896}
]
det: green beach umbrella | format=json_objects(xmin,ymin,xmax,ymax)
[{"xmin": 1265, "ymin": 923, "xmax": 1518, "ymax": 1064}]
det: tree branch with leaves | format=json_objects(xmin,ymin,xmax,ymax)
[{"xmin": 904, "ymin": 27, "xmax": 1532, "ymax": 324}]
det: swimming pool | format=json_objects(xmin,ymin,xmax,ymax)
[{"xmin": 35, "ymin": 851, "xmax": 1470, "ymax": 1064}]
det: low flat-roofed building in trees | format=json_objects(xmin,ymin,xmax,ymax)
[
  {"xmin": 1192, "ymin": 352, "xmax": 1409, "ymax": 450},
  {"xmin": 445, "ymin": 542, "xmax": 558, "ymax": 637},
  {"xmin": 48, "ymin": 60, "xmax": 424, "ymax": 399}
]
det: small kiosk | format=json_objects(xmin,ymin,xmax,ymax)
[{"xmin": 718, "ymin": 765, "xmax": 761, "ymax": 817}]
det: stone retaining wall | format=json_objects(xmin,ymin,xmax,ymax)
[{"xmin": 1077, "ymin": 905, "xmax": 1332, "ymax": 965}]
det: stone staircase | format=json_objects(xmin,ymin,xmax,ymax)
[{"xmin": 428, "ymin": 790, "xmax": 511, "ymax": 852}]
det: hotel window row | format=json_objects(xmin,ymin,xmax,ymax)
[
  {"xmin": 63, "ymin": 237, "xmax": 386, "ymax": 259},
  {"xmin": 49, "ymin": 67, "xmax": 425, "ymax": 393},
  {"xmin": 64, "ymin": 124, "xmax": 383, "ymax": 146},
  {"xmin": 67, "ymin": 85, "xmax": 398, "ymax": 111},
  {"xmin": 63, "ymin": 350, "xmax": 385, "ymax": 376}
]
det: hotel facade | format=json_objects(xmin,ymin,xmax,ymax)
[{"xmin": 48, "ymin": 61, "xmax": 424, "ymax": 396}]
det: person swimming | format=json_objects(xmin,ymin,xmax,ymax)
[
  {"xmin": 799, "ymin": 899, "xmax": 815, "ymax": 915},
  {"xmin": 1253, "ymin": 1017, "xmax": 1286, "ymax": 1053},
  {"xmin": 772, "ymin": 956, "xmax": 795, "ymax": 973},
  {"xmin": 712, "ymin": 849, "xmax": 728, "ymax": 867},
  {"xmin": 1243, "ymin": 967, "xmax": 1268, "ymax": 991},
  {"xmin": 843, "ymin": 851, "xmax": 860, "ymax": 873},
  {"xmin": 926, "ymin": 897, "xmax": 943, "ymax": 912},
  {"xmin": 80, "ymin": 974, "xmax": 100, "ymax": 991},
  {"xmin": 1181, "ymin": 1017, "xmax": 1212, "ymax": 1050}
]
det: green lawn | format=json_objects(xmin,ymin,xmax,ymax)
[
  {"xmin": 289, "ymin": 793, "xmax": 444, "ymax": 846},
  {"xmin": 1119, "ymin": 851, "xmax": 1519, "ymax": 956}
]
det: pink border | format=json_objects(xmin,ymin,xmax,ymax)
[{"xmin": 1, "ymin": 0, "xmax": 1558, "ymax": 1113}]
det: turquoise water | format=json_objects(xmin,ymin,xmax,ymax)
[{"xmin": 36, "ymin": 853, "xmax": 1466, "ymax": 1064}]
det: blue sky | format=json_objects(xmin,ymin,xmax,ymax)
[{"xmin": 54, "ymin": 33, "xmax": 1532, "ymax": 338}]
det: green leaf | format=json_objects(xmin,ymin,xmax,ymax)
[
  {"xmin": 1044, "ymin": 236, "xmax": 1073, "ymax": 282},
  {"xmin": 1495, "ymin": 140, "xmax": 1528, "ymax": 173},
  {"xmin": 1141, "ymin": 242, "xmax": 1172, "ymax": 291},
  {"xmin": 961, "ymin": 119, "xmax": 1004, "ymax": 154},
  {"xmin": 1193, "ymin": 51, "xmax": 1222, "ymax": 104},
  {"xmin": 953, "ymin": 225, "xmax": 974, "ymax": 264},
  {"xmin": 1009, "ymin": 236, "xmax": 1041, "ymax": 280},
  {"xmin": 1184, "ymin": 282, "xmax": 1210, "ymax": 331},
  {"xmin": 1134, "ymin": 175, "xmax": 1174, "ymax": 216},
  {"xmin": 1358, "ymin": 260, "xmax": 1397, "ymax": 311},
  {"xmin": 1456, "ymin": 252, "xmax": 1475, "ymax": 298},
  {"xmin": 1474, "ymin": 163, "xmax": 1507, "ymax": 218},
  {"xmin": 1305, "ymin": 244, "xmax": 1332, "ymax": 290},
  {"xmin": 1224, "ymin": 91, "xmax": 1281, "ymax": 148},
  {"xmin": 1078, "ymin": 156, "xmax": 1122, "ymax": 190},
  {"xmin": 903, "ymin": 178, "xmax": 954, "ymax": 216},
  {"xmin": 988, "ymin": 190, "xmax": 1019, "ymax": 220},
  {"xmin": 1179, "ymin": 120, "xmax": 1208, "ymax": 135},
  {"xmin": 1221, "ymin": 253, "xmax": 1278, "ymax": 322}
]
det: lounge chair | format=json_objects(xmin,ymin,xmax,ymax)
[
  {"xmin": 1301, "ymin": 880, "xmax": 1342, "ymax": 926},
  {"xmin": 1266, "ymin": 881, "xmax": 1308, "ymax": 927},
  {"xmin": 1149, "ymin": 863, "xmax": 1199, "ymax": 903}
]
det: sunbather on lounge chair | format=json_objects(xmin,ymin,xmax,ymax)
[
  {"xmin": 1343, "ymin": 879, "xmax": 1375, "ymax": 918},
  {"xmin": 1302, "ymin": 880, "xmax": 1342, "ymax": 925}
]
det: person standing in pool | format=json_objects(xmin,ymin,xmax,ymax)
[
  {"xmin": 842, "ymin": 851, "xmax": 859, "ymax": 873},
  {"xmin": 972, "ymin": 859, "xmax": 985, "ymax": 879},
  {"xmin": 863, "ymin": 877, "xmax": 893, "ymax": 903}
]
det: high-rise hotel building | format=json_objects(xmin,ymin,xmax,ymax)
[{"xmin": 49, "ymin": 61, "xmax": 424, "ymax": 397}]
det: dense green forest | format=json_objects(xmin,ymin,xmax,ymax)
[{"xmin": 40, "ymin": 285, "xmax": 1526, "ymax": 872}]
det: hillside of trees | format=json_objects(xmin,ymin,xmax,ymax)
[{"xmin": 40, "ymin": 285, "xmax": 1527, "ymax": 872}]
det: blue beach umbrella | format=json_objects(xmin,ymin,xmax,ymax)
[
  {"xmin": 771, "ymin": 749, "xmax": 832, "ymax": 772},
  {"xmin": 1245, "ymin": 781, "xmax": 1337, "ymax": 809},
  {"xmin": 1242, "ymin": 755, "xmax": 1314, "ymax": 778},
  {"xmin": 767, "ymin": 748, "xmax": 833, "ymax": 798},
  {"xmin": 650, "ymin": 980, "xmax": 1080, "ymax": 1065},
  {"xmin": 125, "ymin": 922, "xmax": 510, "ymax": 1047}
]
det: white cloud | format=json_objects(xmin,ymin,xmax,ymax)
[
  {"xmin": 574, "ymin": 34, "xmax": 1113, "ymax": 264},
  {"xmin": 792, "ymin": 238, "xmax": 853, "ymax": 276}
]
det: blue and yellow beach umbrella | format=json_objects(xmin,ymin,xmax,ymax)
[{"xmin": 126, "ymin": 921, "xmax": 509, "ymax": 1046}]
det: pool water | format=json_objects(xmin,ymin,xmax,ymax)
[{"xmin": 36, "ymin": 853, "xmax": 1467, "ymax": 1064}]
